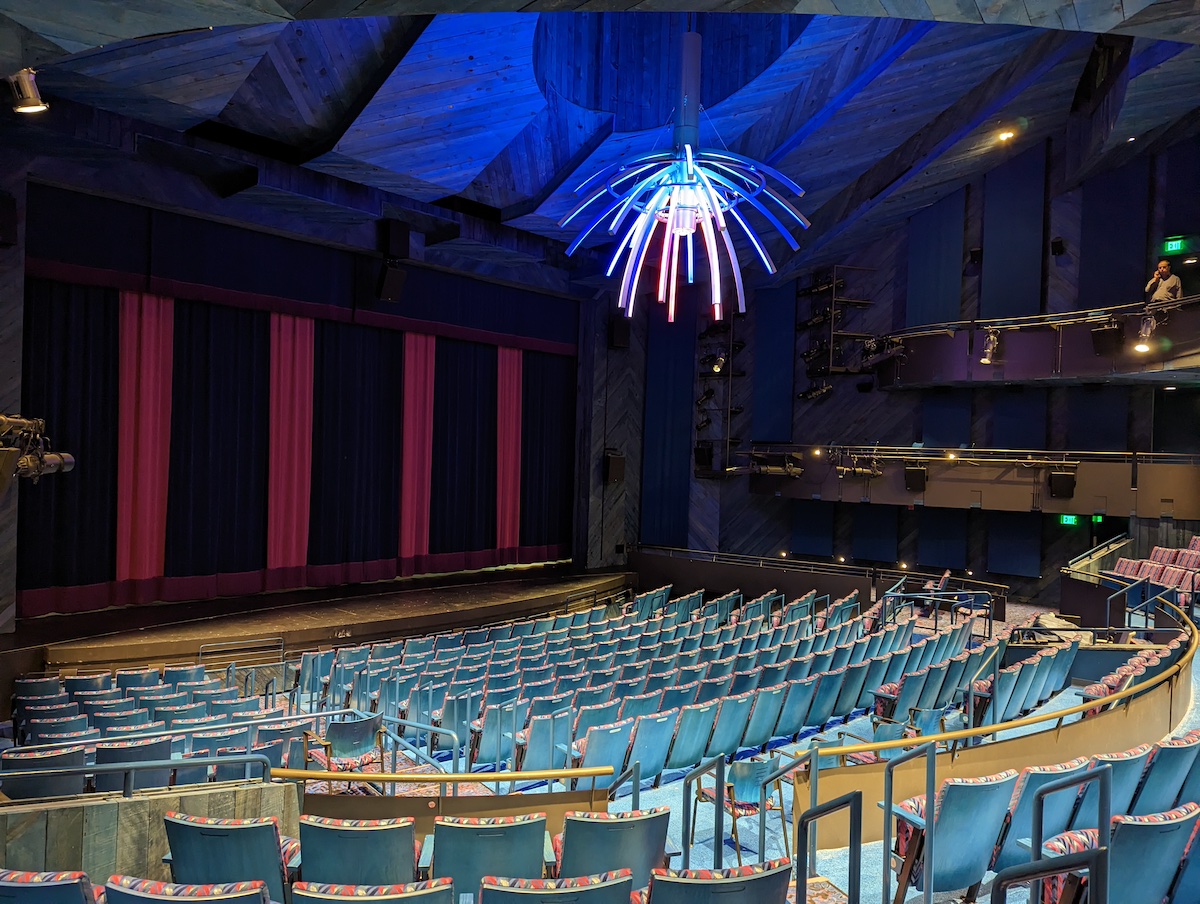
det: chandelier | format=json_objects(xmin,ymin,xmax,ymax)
[{"xmin": 561, "ymin": 31, "xmax": 810, "ymax": 322}]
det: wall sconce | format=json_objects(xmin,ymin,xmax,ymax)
[
  {"xmin": 979, "ymin": 329, "xmax": 1000, "ymax": 365},
  {"xmin": 1134, "ymin": 314, "xmax": 1157, "ymax": 353}
]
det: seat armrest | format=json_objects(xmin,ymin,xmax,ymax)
[
  {"xmin": 419, "ymin": 834, "xmax": 435, "ymax": 872},
  {"xmin": 543, "ymin": 832, "xmax": 555, "ymax": 873},
  {"xmin": 875, "ymin": 800, "xmax": 927, "ymax": 831}
]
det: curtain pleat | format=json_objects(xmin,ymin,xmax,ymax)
[
  {"xmin": 496, "ymin": 348, "xmax": 523, "ymax": 562},
  {"xmin": 267, "ymin": 313, "xmax": 314, "ymax": 586},
  {"xmin": 399, "ymin": 333, "xmax": 435, "ymax": 576}
]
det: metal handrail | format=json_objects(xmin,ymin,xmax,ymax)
[
  {"xmin": 379, "ymin": 715, "xmax": 459, "ymax": 773},
  {"xmin": 1106, "ymin": 578, "xmax": 1146, "ymax": 628},
  {"xmin": 881, "ymin": 742, "xmax": 937, "ymax": 904},
  {"xmin": 681, "ymin": 755, "xmax": 727, "ymax": 870},
  {"xmin": 761, "ymin": 749, "xmax": 818, "ymax": 874},
  {"xmin": 796, "ymin": 792, "xmax": 862, "ymax": 904},
  {"xmin": 611, "ymin": 759, "xmax": 641, "ymax": 810},
  {"xmin": 1029, "ymin": 764, "xmax": 1111, "ymax": 904},
  {"xmin": 0, "ymin": 753, "xmax": 273, "ymax": 798},
  {"xmin": 273, "ymin": 764, "xmax": 613, "ymax": 784},
  {"xmin": 1068, "ymin": 533, "xmax": 1129, "ymax": 569},
  {"xmin": 990, "ymin": 849, "xmax": 1107, "ymax": 904}
]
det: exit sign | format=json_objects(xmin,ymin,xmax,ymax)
[
  {"xmin": 1162, "ymin": 235, "xmax": 1196, "ymax": 255},
  {"xmin": 1059, "ymin": 514, "xmax": 1080, "ymax": 526},
  {"xmin": 1165, "ymin": 238, "xmax": 1184, "ymax": 253},
  {"xmin": 1092, "ymin": 514, "xmax": 1104, "ymax": 523}
]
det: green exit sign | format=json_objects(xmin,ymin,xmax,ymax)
[
  {"xmin": 1165, "ymin": 238, "xmax": 1185, "ymax": 253},
  {"xmin": 1092, "ymin": 514, "xmax": 1104, "ymax": 523},
  {"xmin": 1059, "ymin": 514, "xmax": 1080, "ymax": 526},
  {"xmin": 1163, "ymin": 235, "xmax": 1196, "ymax": 255}
]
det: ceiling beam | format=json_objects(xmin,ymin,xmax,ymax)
[
  {"xmin": 778, "ymin": 30, "xmax": 1094, "ymax": 277},
  {"xmin": 764, "ymin": 19, "xmax": 936, "ymax": 166}
]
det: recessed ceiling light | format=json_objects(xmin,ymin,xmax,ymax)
[
  {"xmin": 1164, "ymin": 386, "xmax": 1177, "ymax": 391},
  {"xmin": 1184, "ymin": 258, "xmax": 1198, "ymax": 265},
  {"xmin": 1126, "ymin": 137, "xmax": 1136, "ymax": 143}
]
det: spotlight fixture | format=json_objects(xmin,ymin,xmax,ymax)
[
  {"xmin": 711, "ymin": 354, "xmax": 726, "ymax": 373},
  {"xmin": 802, "ymin": 341, "xmax": 829, "ymax": 363},
  {"xmin": 728, "ymin": 406, "xmax": 744, "ymax": 416},
  {"xmin": 1134, "ymin": 314, "xmax": 1156, "ymax": 353},
  {"xmin": 998, "ymin": 130, "xmax": 1015, "ymax": 142},
  {"xmin": 696, "ymin": 388, "xmax": 715, "ymax": 407},
  {"xmin": 749, "ymin": 450, "xmax": 804, "ymax": 477},
  {"xmin": 862, "ymin": 339, "xmax": 904, "ymax": 370},
  {"xmin": 560, "ymin": 31, "xmax": 810, "ymax": 323},
  {"xmin": 696, "ymin": 416, "xmax": 712, "ymax": 431},
  {"xmin": 6, "ymin": 68, "xmax": 47, "ymax": 114},
  {"xmin": 798, "ymin": 383, "xmax": 832, "ymax": 402},
  {"xmin": 979, "ymin": 329, "xmax": 1000, "ymax": 365},
  {"xmin": 836, "ymin": 458, "xmax": 883, "ymax": 479}
]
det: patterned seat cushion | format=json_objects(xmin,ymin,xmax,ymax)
[
  {"xmin": 436, "ymin": 812, "xmax": 546, "ymax": 827},
  {"xmin": 307, "ymin": 748, "xmax": 381, "ymax": 772},
  {"xmin": 650, "ymin": 856, "xmax": 790, "ymax": 882},
  {"xmin": 696, "ymin": 786, "xmax": 778, "ymax": 816},
  {"xmin": 480, "ymin": 869, "xmax": 632, "ymax": 895},
  {"xmin": 104, "ymin": 877, "xmax": 269, "ymax": 904},
  {"xmin": 292, "ymin": 878, "xmax": 451, "ymax": 899},
  {"xmin": 0, "ymin": 870, "xmax": 97, "ymax": 904}
]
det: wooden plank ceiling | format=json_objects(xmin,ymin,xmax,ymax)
[{"xmin": 5, "ymin": 4, "xmax": 1200, "ymax": 275}]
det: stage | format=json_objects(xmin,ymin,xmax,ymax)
[{"xmin": 3, "ymin": 570, "xmax": 633, "ymax": 699}]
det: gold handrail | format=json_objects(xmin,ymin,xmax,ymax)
[
  {"xmin": 272, "ymin": 765, "xmax": 615, "ymax": 783},
  {"xmin": 803, "ymin": 596, "xmax": 1197, "ymax": 761}
]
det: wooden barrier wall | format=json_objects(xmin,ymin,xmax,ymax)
[{"xmin": 0, "ymin": 780, "xmax": 300, "ymax": 880}]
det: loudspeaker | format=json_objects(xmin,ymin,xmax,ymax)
[
  {"xmin": 969, "ymin": 247, "xmax": 983, "ymax": 265},
  {"xmin": 694, "ymin": 443, "xmax": 714, "ymax": 470},
  {"xmin": 1050, "ymin": 237, "xmax": 1066, "ymax": 256},
  {"xmin": 1048, "ymin": 472, "xmax": 1076, "ymax": 498},
  {"xmin": 904, "ymin": 466, "xmax": 927, "ymax": 492},
  {"xmin": 603, "ymin": 452, "xmax": 625, "ymax": 485},
  {"xmin": 378, "ymin": 219, "xmax": 411, "ymax": 259},
  {"xmin": 1091, "ymin": 323, "xmax": 1125, "ymax": 357},
  {"xmin": 375, "ymin": 264, "xmax": 408, "ymax": 302},
  {"xmin": 609, "ymin": 315, "xmax": 630, "ymax": 349}
]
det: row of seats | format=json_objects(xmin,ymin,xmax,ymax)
[
  {"xmin": 888, "ymin": 730, "xmax": 1200, "ymax": 904},
  {"xmin": 1107, "ymin": 537, "xmax": 1200, "ymax": 594},
  {"xmin": 1080, "ymin": 631, "xmax": 1188, "ymax": 714}
]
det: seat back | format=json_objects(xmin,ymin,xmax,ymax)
[
  {"xmin": 14, "ymin": 677, "xmax": 62, "ymax": 698},
  {"xmin": 326, "ymin": 713, "xmax": 382, "ymax": 759},
  {"xmin": 1106, "ymin": 804, "xmax": 1200, "ymax": 904},
  {"xmin": 727, "ymin": 756, "xmax": 780, "ymax": 805},
  {"xmin": 626, "ymin": 710, "xmax": 679, "ymax": 785},
  {"xmin": 704, "ymin": 693, "xmax": 754, "ymax": 759},
  {"xmin": 164, "ymin": 812, "xmax": 289, "ymax": 904},
  {"xmin": 0, "ymin": 746, "xmax": 87, "ymax": 799},
  {"xmin": 773, "ymin": 677, "xmax": 817, "ymax": 742},
  {"xmin": 1071, "ymin": 745, "xmax": 1153, "ymax": 830},
  {"xmin": 664, "ymin": 701, "xmax": 719, "ymax": 771},
  {"xmin": 0, "ymin": 869, "xmax": 94, "ymax": 904},
  {"xmin": 923, "ymin": 771, "xmax": 1019, "ymax": 894},
  {"xmin": 163, "ymin": 665, "xmax": 207, "ymax": 687},
  {"xmin": 63, "ymin": 674, "xmax": 112, "ymax": 696},
  {"xmin": 432, "ymin": 814, "xmax": 545, "ymax": 895},
  {"xmin": 991, "ymin": 759, "xmax": 1090, "ymax": 873},
  {"xmin": 560, "ymin": 808, "xmax": 670, "ymax": 889},
  {"xmin": 27, "ymin": 715, "xmax": 89, "ymax": 743},
  {"xmin": 298, "ymin": 816, "xmax": 417, "ymax": 885},
  {"xmin": 660, "ymin": 682, "xmax": 698, "ymax": 712},
  {"xmin": 740, "ymin": 684, "xmax": 787, "ymax": 752},
  {"xmin": 803, "ymin": 671, "xmax": 844, "ymax": 730},
  {"xmin": 520, "ymin": 711, "xmax": 571, "ymax": 773},
  {"xmin": 644, "ymin": 858, "xmax": 792, "ymax": 904},
  {"xmin": 579, "ymin": 718, "xmax": 636, "ymax": 789},
  {"xmin": 116, "ymin": 669, "xmax": 161, "ymax": 690},
  {"xmin": 1130, "ymin": 734, "xmax": 1200, "ymax": 815},
  {"xmin": 94, "ymin": 735, "xmax": 173, "ymax": 790}
]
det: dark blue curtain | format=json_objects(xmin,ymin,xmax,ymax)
[
  {"xmin": 991, "ymin": 389, "xmax": 1046, "ymax": 449},
  {"xmin": 791, "ymin": 500, "xmax": 834, "ymax": 557},
  {"xmin": 430, "ymin": 338, "xmax": 497, "ymax": 554},
  {"xmin": 753, "ymin": 285, "xmax": 795, "ymax": 442},
  {"xmin": 852, "ymin": 504, "xmax": 898, "ymax": 564},
  {"xmin": 921, "ymin": 391, "xmax": 971, "ymax": 448},
  {"xmin": 520, "ymin": 351, "xmax": 576, "ymax": 548},
  {"xmin": 18, "ymin": 279, "xmax": 119, "ymax": 590},
  {"xmin": 906, "ymin": 189, "xmax": 965, "ymax": 326},
  {"xmin": 308, "ymin": 321, "xmax": 404, "ymax": 565},
  {"xmin": 1067, "ymin": 386, "xmax": 1128, "ymax": 451},
  {"xmin": 165, "ymin": 301, "xmax": 270, "ymax": 577},
  {"xmin": 1153, "ymin": 387, "xmax": 1200, "ymax": 453},
  {"xmin": 980, "ymin": 144, "xmax": 1045, "ymax": 318},
  {"xmin": 986, "ymin": 510, "xmax": 1041, "ymax": 578},
  {"xmin": 640, "ymin": 298, "xmax": 697, "ymax": 547},
  {"xmin": 917, "ymin": 508, "xmax": 968, "ymax": 570},
  {"xmin": 1080, "ymin": 159, "xmax": 1150, "ymax": 308}
]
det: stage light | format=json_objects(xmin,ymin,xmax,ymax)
[
  {"xmin": 979, "ymin": 329, "xmax": 1000, "ymax": 365},
  {"xmin": 561, "ymin": 31, "xmax": 809, "ymax": 323},
  {"xmin": 696, "ymin": 387, "xmax": 715, "ymax": 407},
  {"xmin": 779, "ymin": 551, "xmax": 787, "ymax": 558},
  {"xmin": 837, "ymin": 555, "xmax": 846, "ymax": 563},
  {"xmin": 1134, "ymin": 314, "xmax": 1156, "ymax": 353},
  {"xmin": 798, "ymin": 383, "xmax": 832, "ymax": 402},
  {"xmin": 696, "ymin": 416, "xmax": 712, "ymax": 431},
  {"xmin": 6, "ymin": 69, "xmax": 48, "ymax": 113},
  {"xmin": 998, "ymin": 130, "xmax": 1014, "ymax": 141},
  {"xmin": 711, "ymin": 354, "xmax": 726, "ymax": 373}
]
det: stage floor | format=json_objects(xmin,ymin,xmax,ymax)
[{"xmin": 36, "ymin": 571, "xmax": 632, "ymax": 673}]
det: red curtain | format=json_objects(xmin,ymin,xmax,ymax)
[
  {"xmin": 497, "ymin": 347, "xmax": 523, "ymax": 562},
  {"xmin": 115, "ymin": 291, "xmax": 174, "ymax": 588},
  {"xmin": 399, "ymin": 332, "xmax": 435, "ymax": 576},
  {"xmin": 266, "ymin": 313, "xmax": 314, "ymax": 588}
]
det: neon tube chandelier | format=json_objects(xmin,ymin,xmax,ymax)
[{"xmin": 561, "ymin": 31, "xmax": 810, "ymax": 322}]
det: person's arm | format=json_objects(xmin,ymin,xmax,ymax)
[
  {"xmin": 1168, "ymin": 275, "xmax": 1182, "ymax": 299},
  {"xmin": 1146, "ymin": 276, "xmax": 1159, "ymax": 293}
]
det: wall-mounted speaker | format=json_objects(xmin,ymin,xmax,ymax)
[
  {"xmin": 1090, "ymin": 323, "xmax": 1125, "ymax": 357},
  {"xmin": 1048, "ymin": 471, "xmax": 1076, "ymax": 498},
  {"xmin": 904, "ymin": 466, "xmax": 927, "ymax": 492},
  {"xmin": 603, "ymin": 452, "xmax": 625, "ymax": 485},
  {"xmin": 375, "ymin": 264, "xmax": 408, "ymax": 302}
]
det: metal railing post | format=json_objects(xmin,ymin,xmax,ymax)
[
  {"xmin": 990, "ymin": 850, "xmax": 1105, "ymax": 904},
  {"xmin": 796, "ymin": 792, "xmax": 862, "ymax": 904},
  {"xmin": 881, "ymin": 742, "xmax": 936, "ymax": 904},
  {"xmin": 1030, "ymin": 764, "xmax": 1111, "ymax": 904},
  {"xmin": 682, "ymin": 754, "xmax": 728, "ymax": 870},
  {"xmin": 759, "ymin": 749, "xmax": 815, "ymax": 870}
]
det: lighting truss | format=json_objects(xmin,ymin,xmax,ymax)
[{"xmin": 560, "ymin": 32, "xmax": 809, "ymax": 323}]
